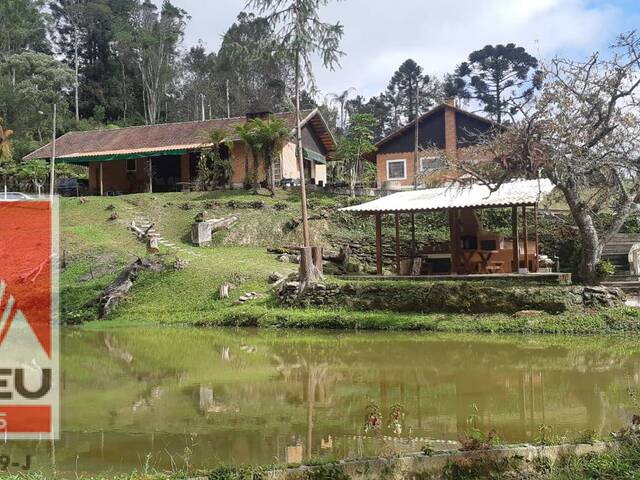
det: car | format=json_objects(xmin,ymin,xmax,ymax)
[{"xmin": 1, "ymin": 192, "xmax": 33, "ymax": 201}]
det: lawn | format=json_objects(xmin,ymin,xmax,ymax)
[{"xmin": 58, "ymin": 190, "xmax": 640, "ymax": 334}]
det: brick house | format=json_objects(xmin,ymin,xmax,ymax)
[
  {"xmin": 374, "ymin": 100, "xmax": 498, "ymax": 189},
  {"xmin": 23, "ymin": 109, "xmax": 334, "ymax": 195}
]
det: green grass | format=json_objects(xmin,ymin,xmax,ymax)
[{"xmin": 58, "ymin": 190, "xmax": 640, "ymax": 334}]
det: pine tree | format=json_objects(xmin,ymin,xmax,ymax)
[{"xmin": 447, "ymin": 43, "xmax": 542, "ymax": 123}]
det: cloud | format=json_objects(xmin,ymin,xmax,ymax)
[{"xmin": 173, "ymin": 0, "xmax": 622, "ymax": 99}]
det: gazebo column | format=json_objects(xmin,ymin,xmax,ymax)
[
  {"xmin": 375, "ymin": 212, "xmax": 383, "ymax": 275},
  {"xmin": 395, "ymin": 213, "xmax": 401, "ymax": 274},
  {"xmin": 512, "ymin": 206, "xmax": 520, "ymax": 272},
  {"xmin": 448, "ymin": 209, "xmax": 459, "ymax": 274},
  {"xmin": 410, "ymin": 213, "xmax": 416, "ymax": 257},
  {"xmin": 522, "ymin": 205, "xmax": 529, "ymax": 272}
]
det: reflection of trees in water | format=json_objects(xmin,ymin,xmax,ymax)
[{"xmin": 58, "ymin": 329, "xmax": 640, "ymax": 468}]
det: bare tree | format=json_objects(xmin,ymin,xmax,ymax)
[
  {"xmin": 453, "ymin": 32, "xmax": 640, "ymax": 283},
  {"xmin": 131, "ymin": 1, "xmax": 187, "ymax": 125}
]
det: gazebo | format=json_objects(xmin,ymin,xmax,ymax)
[{"xmin": 339, "ymin": 179, "xmax": 556, "ymax": 277}]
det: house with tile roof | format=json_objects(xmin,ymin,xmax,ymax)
[{"xmin": 24, "ymin": 109, "xmax": 335, "ymax": 195}]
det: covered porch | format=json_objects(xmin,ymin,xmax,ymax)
[{"xmin": 339, "ymin": 179, "xmax": 560, "ymax": 279}]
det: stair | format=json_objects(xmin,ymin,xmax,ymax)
[{"xmin": 602, "ymin": 280, "xmax": 640, "ymax": 294}]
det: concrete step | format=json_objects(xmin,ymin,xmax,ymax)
[{"xmin": 602, "ymin": 281, "xmax": 640, "ymax": 292}]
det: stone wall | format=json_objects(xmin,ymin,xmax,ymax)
[{"xmin": 277, "ymin": 280, "xmax": 625, "ymax": 314}]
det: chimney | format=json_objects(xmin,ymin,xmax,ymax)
[{"xmin": 444, "ymin": 100, "xmax": 457, "ymax": 160}]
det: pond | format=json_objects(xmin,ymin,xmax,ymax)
[{"xmin": 4, "ymin": 326, "xmax": 640, "ymax": 476}]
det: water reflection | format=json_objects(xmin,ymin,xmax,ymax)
[{"xmin": 3, "ymin": 327, "xmax": 640, "ymax": 476}]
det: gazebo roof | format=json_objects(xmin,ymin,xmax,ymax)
[{"xmin": 339, "ymin": 179, "xmax": 555, "ymax": 214}]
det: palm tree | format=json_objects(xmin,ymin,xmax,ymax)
[
  {"xmin": 252, "ymin": 117, "xmax": 290, "ymax": 195},
  {"xmin": 235, "ymin": 121, "xmax": 262, "ymax": 193},
  {"xmin": 236, "ymin": 116, "xmax": 291, "ymax": 195},
  {"xmin": 330, "ymin": 87, "xmax": 355, "ymax": 131}
]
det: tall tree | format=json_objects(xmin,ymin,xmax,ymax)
[
  {"xmin": 385, "ymin": 59, "xmax": 433, "ymax": 125},
  {"xmin": 129, "ymin": 0, "xmax": 187, "ymax": 124},
  {"xmin": 218, "ymin": 12, "xmax": 290, "ymax": 116},
  {"xmin": 456, "ymin": 32, "xmax": 640, "ymax": 283},
  {"xmin": 51, "ymin": 0, "xmax": 141, "ymax": 122},
  {"xmin": 50, "ymin": 0, "xmax": 82, "ymax": 121},
  {"xmin": 0, "ymin": 52, "xmax": 72, "ymax": 158},
  {"xmin": 329, "ymin": 87, "xmax": 355, "ymax": 132},
  {"xmin": 334, "ymin": 113, "xmax": 377, "ymax": 197},
  {"xmin": 247, "ymin": 0, "xmax": 344, "ymax": 285},
  {"xmin": 0, "ymin": 0, "xmax": 50, "ymax": 57},
  {"xmin": 447, "ymin": 43, "xmax": 542, "ymax": 123}
]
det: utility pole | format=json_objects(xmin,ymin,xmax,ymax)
[
  {"xmin": 413, "ymin": 81, "xmax": 420, "ymax": 189},
  {"xmin": 226, "ymin": 79, "xmax": 231, "ymax": 118},
  {"xmin": 50, "ymin": 104, "xmax": 57, "ymax": 201}
]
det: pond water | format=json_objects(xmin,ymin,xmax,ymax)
[{"xmin": 4, "ymin": 326, "xmax": 640, "ymax": 476}]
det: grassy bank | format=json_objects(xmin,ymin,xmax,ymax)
[
  {"xmin": 8, "ymin": 437, "xmax": 640, "ymax": 479},
  {"xmin": 59, "ymin": 190, "xmax": 640, "ymax": 334}
]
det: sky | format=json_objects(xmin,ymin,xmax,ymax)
[{"xmin": 170, "ymin": 0, "xmax": 640, "ymax": 100}]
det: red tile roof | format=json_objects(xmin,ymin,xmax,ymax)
[{"xmin": 24, "ymin": 109, "xmax": 332, "ymax": 161}]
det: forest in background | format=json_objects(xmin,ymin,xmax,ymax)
[{"xmin": 0, "ymin": 0, "xmax": 544, "ymax": 165}]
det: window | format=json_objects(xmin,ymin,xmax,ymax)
[
  {"xmin": 386, "ymin": 159, "xmax": 406, "ymax": 180},
  {"xmin": 126, "ymin": 158, "xmax": 137, "ymax": 172},
  {"xmin": 419, "ymin": 156, "xmax": 445, "ymax": 172}
]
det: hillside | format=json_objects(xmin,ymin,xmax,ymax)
[
  {"xmin": 58, "ymin": 188, "xmax": 640, "ymax": 333},
  {"xmin": 60, "ymin": 189, "xmax": 351, "ymax": 324}
]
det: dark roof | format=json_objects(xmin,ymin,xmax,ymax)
[
  {"xmin": 24, "ymin": 109, "xmax": 335, "ymax": 161},
  {"xmin": 375, "ymin": 103, "xmax": 500, "ymax": 149}
]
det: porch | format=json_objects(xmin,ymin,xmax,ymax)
[{"xmin": 339, "ymin": 179, "xmax": 562, "ymax": 280}]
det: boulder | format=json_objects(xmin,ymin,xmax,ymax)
[{"xmin": 268, "ymin": 272, "xmax": 285, "ymax": 284}]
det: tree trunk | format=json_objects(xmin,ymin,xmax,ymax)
[
  {"xmin": 559, "ymin": 184, "xmax": 602, "ymax": 284},
  {"xmin": 74, "ymin": 27, "xmax": 79, "ymax": 122},
  {"xmin": 299, "ymin": 246, "xmax": 322, "ymax": 290},
  {"xmin": 295, "ymin": 47, "xmax": 310, "ymax": 247}
]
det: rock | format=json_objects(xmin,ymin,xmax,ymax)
[
  {"xmin": 268, "ymin": 272, "xmax": 284, "ymax": 283},
  {"xmin": 345, "ymin": 260, "xmax": 363, "ymax": 273},
  {"xmin": 277, "ymin": 253, "xmax": 290, "ymax": 263},
  {"xmin": 174, "ymin": 258, "xmax": 189, "ymax": 270}
]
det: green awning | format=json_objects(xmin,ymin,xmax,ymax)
[
  {"xmin": 303, "ymin": 148, "xmax": 326, "ymax": 164},
  {"xmin": 56, "ymin": 149, "xmax": 189, "ymax": 164}
]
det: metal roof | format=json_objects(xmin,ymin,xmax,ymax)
[{"xmin": 339, "ymin": 179, "xmax": 555, "ymax": 213}]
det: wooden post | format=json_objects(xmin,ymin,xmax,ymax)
[
  {"xmin": 522, "ymin": 205, "xmax": 529, "ymax": 272},
  {"xmin": 410, "ymin": 212, "xmax": 416, "ymax": 257},
  {"xmin": 512, "ymin": 206, "xmax": 519, "ymax": 272},
  {"xmin": 395, "ymin": 213, "xmax": 401, "ymax": 274},
  {"xmin": 448, "ymin": 209, "xmax": 458, "ymax": 274},
  {"xmin": 99, "ymin": 162, "xmax": 104, "ymax": 196},
  {"xmin": 375, "ymin": 213, "xmax": 383, "ymax": 275}
]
